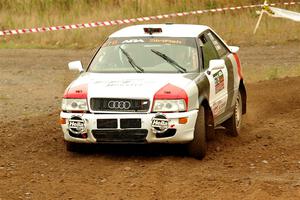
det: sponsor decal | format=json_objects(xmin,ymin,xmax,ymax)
[
  {"xmin": 148, "ymin": 38, "xmax": 182, "ymax": 45},
  {"xmin": 151, "ymin": 113, "xmax": 169, "ymax": 134},
  {"xmin": 102, "ymin": 37, "xmax": 196, "ymax": 48},
  {"xmin": 213, "ymin": 70, "xmax": 225, "ymax": 93},
  {"xmin": 122, "ymin": 39, "xmax": 145, "ymax": 44},
  {"xmin": 68, "ymin": 116, "xmax": 86, "ymax": 134},
  {"xmin": 94, "ymin": 79, "xmax": 153, "ymax": 87},
  {"xmin": 106, "ymin": 80, "xmax": 143, "ymax": 87},
  {"xmin": 212, "ymin": 98, "xmax": 227, "ymax": 116}
]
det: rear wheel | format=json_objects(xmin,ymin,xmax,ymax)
[
  {"xmin": 187, "ymin": 105, "xmax": 207, "ymax": 159},
  {"xmin": 223, "ymin": 91, "xmax": 243, "ymax": 137}
]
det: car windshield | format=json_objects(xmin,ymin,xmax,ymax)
[{"xmin": 88, "ymin": 37, "xmax": 199, "ymax": 73}]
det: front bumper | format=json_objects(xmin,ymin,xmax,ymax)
[{"xmin": 60, "ymin": 110, "xmax": 198, "ymax": 144}]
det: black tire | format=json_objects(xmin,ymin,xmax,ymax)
[
  {"xmin": 223, "ymin": 91, "xmax": 243, "ymax": 137},
  {"xmin": 187, "ymin": 105, "xmax": 207, "ymax": 159},
  {"xmin": 205, "ymin": 108, "xmax": 215, "ymax": 141}
]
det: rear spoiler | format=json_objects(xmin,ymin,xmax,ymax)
[{"xmin": 228, "ymin": 46, "xmax": 240, "ymax": 53}]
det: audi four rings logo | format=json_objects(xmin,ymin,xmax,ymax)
[{"xmin": 108, "ymin": 101, "xmax": 131, "ymax": 110}]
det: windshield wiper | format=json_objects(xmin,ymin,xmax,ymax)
[
  {"xmin": 151, "ymin": 49, "xmax": 187, "ymax": 73},
  {"xmin": 119, "ymin": 47, "xmax": 144, "ymax": 73}
]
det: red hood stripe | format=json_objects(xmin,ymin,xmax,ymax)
[
  {"xmin": 63, "ymin": 84, "xmax": 88, "ymax": 99},
  {"xmin": 153, "ymin": 83, "xmax": 188, "ymax": 111}
]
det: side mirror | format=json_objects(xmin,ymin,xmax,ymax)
[
  {"xmin": 207, "ymin": 59, "xmax": 225, "ymax": 75},
  {"xmin": 68, "ymin": 61, "xmax": 84, "ymax": 73},
  {"xmin": 228, "ymin": 46, "xmax": 239, "ymax": 53}
]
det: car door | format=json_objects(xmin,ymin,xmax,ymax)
[{"xmin": 199, "ymin": 31, "xmax": 229, "ymax": 120}]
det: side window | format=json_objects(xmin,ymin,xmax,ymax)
[
  {"xmin": 206, "ymin": 31, "xmax": 228, "ymax": 57},
  {"xmin": 199, "ymin": 33, "xmax": 219, "ymax": 69}
]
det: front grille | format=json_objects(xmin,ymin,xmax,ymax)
[
  {"xmin": 92, "ymin": 129, "xmax": 148, "ymax": 143},
  {"xmin": 90, "ymin": 98, "xmax": 150, "ymax": 112},
  {"xmin": 97, "ymin": 119, "xmax": 117, "ymax": 129},
  {"xmin": 120, "ymin": 119, "xmax": 141, "ymax": 129}
]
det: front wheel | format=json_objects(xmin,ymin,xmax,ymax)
[
  {"xmin": 187, "ymin": 105, "xmax": 207, "ymax": 159},
  {"xmin": 223, "ymin": 91, "xmax": 243, "ymax": 137}
]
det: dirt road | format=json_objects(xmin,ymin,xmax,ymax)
[{"xmin": 0, "ymin": 43, "xmax": 300, "ymax": 199}]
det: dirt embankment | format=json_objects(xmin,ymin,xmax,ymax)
[{"xmin": 0, "ymin": 43, "xmax": 300, "ymax": 199}]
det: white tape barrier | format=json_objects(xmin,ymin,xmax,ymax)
[{"xmin": 0, "ymin": 1, "xmax": 299, "ymax": 36}]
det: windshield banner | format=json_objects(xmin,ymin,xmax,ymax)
[{"xmin": 102, "ymin": 37, "xmax": 196, "ymax": 47}]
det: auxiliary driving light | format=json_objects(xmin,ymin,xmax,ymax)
[
  {"xmin": 178, "ymin": 117, "xmax": 188, "ymax": 124},
  {"xmin": 60, "ymin": 117, "xmax": 66, "ymax": 125}
]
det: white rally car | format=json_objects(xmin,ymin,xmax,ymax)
[{"xmin": 60, "ymin": 24, "xmax": 247, "ymax": 159}]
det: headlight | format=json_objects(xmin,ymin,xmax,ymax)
[
  {"xmin": 152, "ymin": 99, "xmax": 186, "ymax": 112},
  {"xmin": 62, "ymin": 98, "xmax": 88, "ymax": 112}
]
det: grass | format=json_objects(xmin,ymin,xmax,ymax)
[
  {"xmin": 244, "ymin": 63, "xmax": 300, "ymax": 82},
  {"xmin": 0, "ymin": 0, "xmax": 299, "ymax": 49}
]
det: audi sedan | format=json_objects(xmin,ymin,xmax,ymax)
[{"xmin": 60, "ymin": 24, "xmax": 247, "ymax": 159}]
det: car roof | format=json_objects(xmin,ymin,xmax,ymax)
[{"xmin": 109, "ymin": 24, "xmax": 210, "ymax": 38}]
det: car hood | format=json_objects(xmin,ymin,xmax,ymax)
[{"xmin": 66, "ymin": 72, "xmax": 198, "ymax": 100}]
